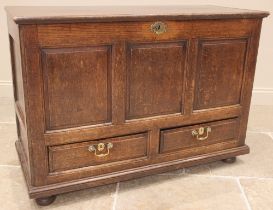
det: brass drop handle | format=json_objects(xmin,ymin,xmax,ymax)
[
  {"xmin": 192, "ymin": 127, "xmax": 211, "ymax": 141},
  {"xmin": 88, "ymin": 142, "xmax": 113, "ymax": 157},
  {"xmin": 151, "ymin": 21, "xmax": 167, "ymax": 35}
]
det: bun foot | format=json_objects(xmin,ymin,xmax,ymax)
[
  {"xmin": 222, "ymin": 157, "xmax": 236, "ymax": 163},
  {"xmin": 35, "ymin": 195, "xmax": 56, "ymax": 206}
]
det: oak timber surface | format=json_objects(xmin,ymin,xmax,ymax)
[
  {"xmin": 5, "ymin": 5, "xmax": 269, "ymax": 24},
  {"xmin": 6, "ymin": 5, "xmax": 268, "ymax": 205}
]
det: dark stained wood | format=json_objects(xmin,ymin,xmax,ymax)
[
  {"xmin": 42, "ymin": 46, "xmax": 112, "ymax": 130},
  {"xmin": 19, "ymin": 140, "xmax": 249, "ymax": 199},
  {"xmin": 126, "ymin": 41, "xmax": 187, "ymax": 119},
  {"xmin": 237, "ymin": 20, "xmax": 263, "ymax": 147},
  {"xmin": 45, "ymin": 140, "xmax": 239, "ymax": 184},
  {"xmin": 5, "ymin": 6, "xmax": 269, "ymax": 24},
  {"xmin": 6, "ymin": 6, "xmax": 268, "ymax": 205},
  {"xmin": 45, "ymin": 105, "xmax": 242, "ymax": 146},
  {"xmin": 222, "ymin": 157, "xmax": 237, "ymax": 163},
  {"xmin": 9, "ymin": 30, "xmax": 30, "ymax": 173},
  {"xmin": 194, "ymin": 38, "xmax": 247, "ymax": 110},
  {"xmin": 160, "ymin": 118, "xmax": 239, "ymax": 154},
  {"xmin": 19, "ymin": 25, "xmax": 49, "ymax": 187},
  {"xmin": 35, "ymin": 196, "xmax": 56, "ymax": 206},
  {"xmin": 49, "ymin": 133, "xmax": 148, "ymax": 172},
  {"xmin": 111, "ymin": 42, "xmax": 127, "ymax": 125},
  {"xmin": 9, "ymin": 35, "xmax": 26, "ymax": 123},
  {"xmin": 36, "ymin": 19, "xmax": 256, "ymax": 47}
]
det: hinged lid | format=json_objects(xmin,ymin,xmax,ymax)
[{"xmin": 5, "ymin": 5, "xmax": 269, "ymax": 24}]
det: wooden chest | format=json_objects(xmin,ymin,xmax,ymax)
[{"xmin": 5, "ymin": 6, "xmax": 269, "ymax": 205}]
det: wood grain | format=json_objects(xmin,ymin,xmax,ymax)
[
  {"xmin": 5, "ymin": 6, "xmax": 268, "ymax": 204},
  {"xmin": 49, "ymin": 133, "xmax": 148, "ymax": 172},
  {"xmin": 194, "ymin": 38, "xmax": 247, "ymax": 110},
  {"xmin": 160, "ymin": 118, "xmax": 239, "ymax": 154},
  {"xmin": 126, "ymin": 41, "xmax": 187, "ymax": 119},
  {"xmin": 36, "ymin": 19, "xmax": 256, "ymax": 47},
  {"xmin": 42, "ymin": 46, "xmax": 112, "ymax": 130},
  {"xmin": 16, "ymin": 139, "xmax": 249, "ymax": 199},
  {"xmin": 5, "ymin": 6, "xmax": 269, "ymax": 24}
]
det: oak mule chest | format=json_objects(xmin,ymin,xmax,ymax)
[{"xmin": 5, "ymin": 6, "xmax": 269, "ymax": 206}]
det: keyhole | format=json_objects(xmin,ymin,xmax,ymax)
[
  {"xmin": 97, "ymin": 143, "xmax": 105, "ymax": 151},
  {"xmin": 151, "ymin": 22, "xmax": 166, "ymax": 35},
  {"xmin": 199, "ymin": 127, "xmax": 204, "ymax": 135}
]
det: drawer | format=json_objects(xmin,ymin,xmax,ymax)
[
  {"xmin": 160, "ymin": 118, "xmax": 239, "ymax": 154},
  {"xmin": 49, "ymin": 133, "xmax": 148, "ymax": 172}
]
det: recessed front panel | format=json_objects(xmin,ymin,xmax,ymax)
[
  {"xmin": 194, "ymin": 39, "xmax": 247, "ymax": 110},
  {"xmin": 42, "ymin": 46, "xmax": 112, "ymax": 130},
  {"xmin": 126, "ymin": 42, "xmax": 187, "ymax": 120}
]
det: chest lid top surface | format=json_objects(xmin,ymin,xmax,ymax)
[{"xmin": 5, "ymin": 5, "xmax": 269, "ymax": 24}]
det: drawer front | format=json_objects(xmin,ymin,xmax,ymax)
[
  {"xmin": 49, "ymin": 133, "xmax": 148, "ymax": 172},
  {"xmin": 160, "ymin": 118, "xmax": 239, "ymax": 154}
]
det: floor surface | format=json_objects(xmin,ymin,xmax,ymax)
[{"xmin": 1, "ymin": 97, "xmax": 273, "ymax": 210}]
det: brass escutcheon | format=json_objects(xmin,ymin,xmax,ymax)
[
  {"xmin": 151, "ymin": 21, "xmax": 167, "ymax": 35},
  {"xmin": 97, "ymin": 143, "xmax": 105, "ymax": 151},
  {"xmin": 192, "ymin": 127, "xmax": 212, "ymax": 141},
  {"xmin": 88, "ymin": 142, "xmax": 113, "ymax": 157}
]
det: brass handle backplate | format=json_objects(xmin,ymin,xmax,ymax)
[
  {"xmin": 151, "ymin": 22, "xmax": 167, "ymax": 35},
  {"xmin": 192, "ymin": 127, "xmax": 211, "ymax": 141},
  {"xmin": 88, "ymin": 142, "xmax": 113, "ymax": 157}
]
